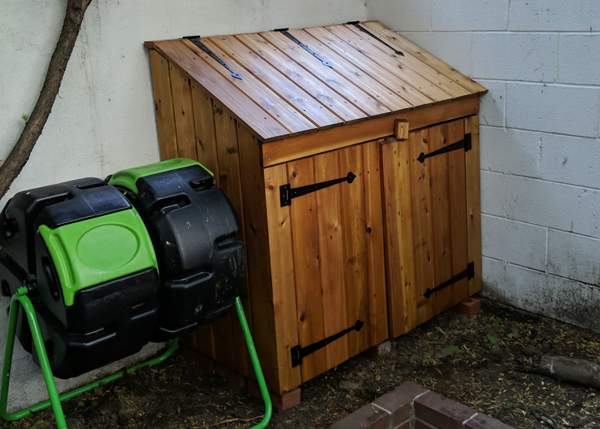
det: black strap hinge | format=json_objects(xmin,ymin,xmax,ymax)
[
  {"xmin": 291, "ymin": 320, "xmax": 363, "ymax": 367},
  {"xmin": 346, "ymin": 21, "xmax": 404, "ymax": 56},
  {"xmin": 275, "ymin": 28, "xmax": 333, "ymax": 68},
  {"xmin": 185, "ymin": 36, "xmax": 243, "ymax": 80},
  {"xmin": 417, "ymin": 133, "xmax": 471, "ymax": 164},
  {"xmin": 280, "ymin": 171, "xmax": 356, "ymax": 207},
  {"xmin": 424, "ymin": 262, "xmax": 474, "ymax": 299}
]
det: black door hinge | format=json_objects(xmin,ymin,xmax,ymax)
[
  {"xmin": 417, "ymin": 133, "xmax": 472, "ymax": 164},
  {"xmin": 280, "ymin": 171, "xmax": 356, "ymax": 207},
  {"xmin": 424, "ymin": 262, "xmax": 474, "ymax": 299},
  {"xmin": 274, "ymin": 28, "xmax": 333, "ymax": 68},
  {"xmin": 185, "ymin": 36, "xmax": 243, "ymax": 80},
  {"xmin": 291, "ymin": 320, "xmax": 364, "ymax": 367},
  {"xmin": 346, "ymin": 21, "xmax": 404, "ymax": 56}
]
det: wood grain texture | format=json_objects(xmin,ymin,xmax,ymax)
[
  {"xmin": 263, "ymin": 164, "xmax": 302, "ymax": 391},
  {"xmin": 465, "ymin": 115, "xmax": 482, "ymax": 295},
  {"xmin": 169, "ymin": 62, "xmax": 198, "ymax": 159},
  {"xmin": 148, "ymin": 50, "xmax": 177, "ymax": 159},
  {"xmin": 148, "ymin": 21, "xmax": 485, "ymax": 144}
]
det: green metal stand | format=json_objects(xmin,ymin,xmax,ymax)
[{"xmin": 0, "ymin": 289, "xmax": 271, "ymax": 428}]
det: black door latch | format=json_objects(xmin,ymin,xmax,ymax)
[
  {"xmin": 424, "ymin": 262, "xmax": 474, "ymax": 298},
  {"xmin": 280, "ymin": 171, "xmax": 356, "ymax": 207}
]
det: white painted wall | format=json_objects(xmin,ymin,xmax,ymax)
[
  {"xmin": 0, "ymin": 0, "xmax": 367, "ymax": 410},
  {"xmin": 369, "ymin": 0, "xmax": 600, "ymax": 331}
]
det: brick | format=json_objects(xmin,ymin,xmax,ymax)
[
  {"xmin": 481, "ymin": 215, "xmax": 547, "ymax": 271},
  {"xmin": 374, "ymin": 382, "xmax": 429, "ymax": 426},
  {"xmin": 432, "ymin": 0, "xmax": 508, "ymax": 31},
  {"xmin": 414, "ymin": 391, "xmax": 477, "ymax": 429},
  {"xmin": 481, "ymin": 171, "xmax": 600, "ymax": 239},
  {"xmin": 482, "ymin": 257, "xmax": 600, "ymax": 332},
  {"xmin": 478, "ymin": 81, "xmax": 505, "ymax": 127},
  {"xmin": 455, "ymin": 297, "xmax": 481, "ymax": 316},
  {"xmin": 481, "ymin": 127, "xmax": 600, "ymax": 189},
  {"xmin": 559, "ymin": 34, "xmax": 600, "ymax": 85},
  {"xmin": 508, "ymin": 0, "xmax": 600, "ymax": 31},
  {"xmin": 400, "ymin": 32, "xmax": 473, "ymax": 75},
  {"xmin": 392, "ymin": 420, "xmax": 410, "ymax": 429},
  {"xmin": 506, "ymin": 83, "xmax": 600, "ymax": 138},
  {"xmin": 472, "ymin": 34, "xmax": 557, "ymax": 82},
  {"xmin": 330, "ymin": 403, "xmax": 391, "ymax": 429},
  {"xmin": 465, "ymin": 413, "xmax": 514, "ymax": 429},
  {"xmin": 548, "ymin": 230, "xmax": 600, "ymax": 285},
  {"xmin": 369, "ymin": 0, "xmax": 432, "ymax": 31}
]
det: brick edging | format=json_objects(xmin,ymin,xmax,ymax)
[{"xmin": 330, "ymin": 382, "xmax": 514, "ymax": 429}]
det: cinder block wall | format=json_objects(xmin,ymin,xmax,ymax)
[{"xmin": 368, "ymin": 0, "xmax": 600, "ymax": 331}]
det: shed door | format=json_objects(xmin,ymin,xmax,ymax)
[
  {"xmin": 382, "ymin": 118, "xmax": 471, "ymax": 337},
  {"xmin": 272, "ymin": 141, "xmax": 388, "ymax": 383}
]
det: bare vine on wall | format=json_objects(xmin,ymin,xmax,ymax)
[{"xmin": 0, "ymin": 0, "xmax": 94, "ymax": 198}]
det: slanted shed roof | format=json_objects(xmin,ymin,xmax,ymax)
[{"xmin": 147, "ymin": 21, "xmax": 486, "ymax": 142}]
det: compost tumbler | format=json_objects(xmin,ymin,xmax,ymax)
[{"xmin": 0, "ymin": 158, "xmax": 270, "ymax": 429}]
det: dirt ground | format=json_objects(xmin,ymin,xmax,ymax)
[{"xmin": 5, "ymin": 298, "xmax": 600, "ymax": 429}]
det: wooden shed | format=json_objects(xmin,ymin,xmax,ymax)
[{"xmin": 145, "ymin": 21, "xmax": 486, "ymax": 400}]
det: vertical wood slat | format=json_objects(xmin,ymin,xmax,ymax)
[
  {"xmin": 465, "ymin": 115, "xmax": 482, "ymax": 295},
  {"xmin": 211, "ymin": 100, "xmax": 247, "ymax": 375},
  {"xmin": 362, "ymin": 142, "xmax": 388, "ymax": 345},
  {"xmin": 339, "ymin": 146, "xmax": 369, "ymax": 356},
  {"xmin": 263, "ymin": 165, "xmax": 302, "ymax": 391},
  {"xmin": 169, "ymin": 63, "xmax": 198, "ymax": 159},
  {"xmin": 148, "ymin": 50, "xmax": 177, "ymax": 159},
  {"xmin": 382, "ymin": 137, "xmax": 417, "ymax": 337},
  {"xmin": 447, "ymin": 120, "xmax": 469, "ymax": 307},
  {"xmin": 410, "ymin": 129, "xmax": 435, "ymax": 325},
  {"xmin": 237, "ymin": 123, "xmax": 278, "ymax": 384},
  {"xmin": 313, "ymin": 151, "xmax": 348, "ymax": 370},
  {"xmin": 287, "ymin": 157, "xmax": 328, "ymax": 381},
  {"xmin": 428, "ymin": 124, "xmax": 453, "ymax": 316},
  {"xmin": 191, "ymin": 82, "xmax": 219, "ymax": 176}
]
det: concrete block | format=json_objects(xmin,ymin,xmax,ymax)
[
  {"xmin": 432, "ymin": 0, "xmax": 509, "ymax": 31},
  {"xmin": 483, "ymin": 257, "xmax": 600, "ymax": 332},
  {"xmin": 506, "ymin": 83, "xmax": 600, "ymax": 138},
  {"xmin": 508, "ymin": 0, "xmax": 600, "ymax": 31},
  {"xmin": 401, "ymin": 32, "xmax": 473, "ymax": 75},
  {"xmin": 482, "ymin": 215, "xmax": 547, "ymax": 270},
  {"xmin": 481, "ymin": 171, "xmax": 600, "ymax": 239},
  {"xmin": 478, "ymin": 81, "xmax": 505, "ymax": 127},
  {"xmin": 472, "ymin": 33, "xmax": 557, "ymax": 82},
  {"xmin": 481, "ymin": 127, "xmax": 600, "ymax": 189},
  {"xmin": 559, "ymin": 34, "xmax": 600, "ymax": 85},
  {"xmin": 369, "ymin": 0, "xmax": 432, "ymax": 31},
  {"xmin": 548, "ymin": 229, "xmax": 600, "ymax": 285}
]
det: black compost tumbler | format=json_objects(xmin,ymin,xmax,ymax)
[{"xmin": 0, "ymin": 158, "xmax": 244, "ymax": 378}]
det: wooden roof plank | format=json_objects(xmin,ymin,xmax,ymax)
[
  {"xmin": 236, "ymin": 32, "xmax": 366, "ymax": 122},
  {"xmin": 299, "ymin": 27, "xmax": 432, "ymax": 106},
  {"xmin": 361, "ymin": 21, "xmax": 486, "ymax": 94},
  {"xmin": 344, "ymin": 24, "xmax": 471, "ymax": 98},
  {"xmin": 279, "ymin": 29, "xmax": 413, "ymax": 111},
  {"xmin": 152, "ymin": 40, "xmax": 288, "ymax": 140},
  {"xmin": 260, "ymin": 31, "xmax": 395, "ymax": 116},
  {"xmin": 206, "ymin": 35, "xmax": 342, "ymax": 128},
  {"xmin": 182, "ymin": 39, "xmax": 316, "ymax": 134},
  {"xmin": 326, "ymin": 25, "xmax": 456, "ymax": 101}
]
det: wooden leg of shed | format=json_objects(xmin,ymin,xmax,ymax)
[{"xmin": 247, "ymin": 380, "xmax": 302, "ymax": 410}]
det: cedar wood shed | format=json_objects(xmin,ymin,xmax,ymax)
[{"xmin": 145, "ymin": 20, "xmax": 486, "ymax": 399}]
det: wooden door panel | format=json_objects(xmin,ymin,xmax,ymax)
[
  {"xmin": 280, "ymin": 141, "xmax": 387, "ymax": 382},
  {"xmin": 384, "ymin": 118, "xmax": 471, "ymax": 337}
]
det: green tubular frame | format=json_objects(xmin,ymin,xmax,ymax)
[{"xmin": 0, "ymin": 289, "xmax": 272, "ymax": 429}]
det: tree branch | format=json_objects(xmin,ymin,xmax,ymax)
[{"xmin": 0, "ymin": 0, "xmax": 93, "ymax": 198}]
